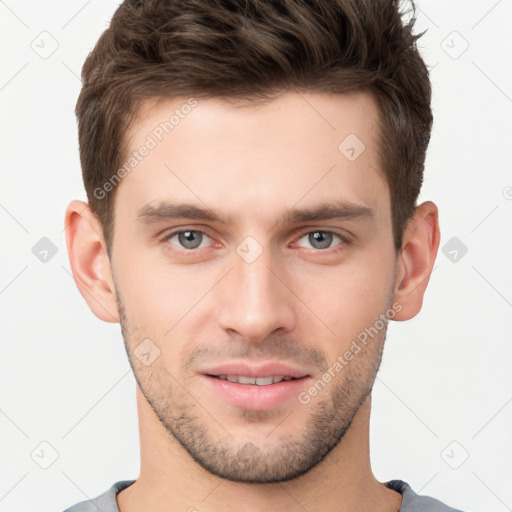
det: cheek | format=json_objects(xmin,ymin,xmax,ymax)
[
  {"xmin": 293, "ymin": 251, "xmax": 395, "ymax": 341},
  {"xmin": 116, "ymin": 248, "xmax": 210, "ymax": 323}
]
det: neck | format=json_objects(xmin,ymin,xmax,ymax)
[{"xmin": 117, "ymin": 386, "xmax": 402, "ymax": 512}]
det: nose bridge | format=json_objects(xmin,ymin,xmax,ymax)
[{"xmin": 217, "ymin": 237, "xmax": 296, "ymax": 342}]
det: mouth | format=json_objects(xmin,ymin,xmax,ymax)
[
  {"xmin": 199, "ymin": 362, "xmax": 311, "ymax": 410},
  {"xmin": 208, "ymin": 375, "xmax": 298, "ymax": 385}
]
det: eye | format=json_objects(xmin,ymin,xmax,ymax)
[
  {"xmin": 295, "ymin": 230, "xmax": 346, "ymax": 250},
  {"xmin": 165, "ymin": 230, "xmax": 213, "ymax": 250}
]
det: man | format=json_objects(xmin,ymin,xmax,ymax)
[{"xmin": 62, "ymin": 0, "xmax": 464, "ymax": 511}]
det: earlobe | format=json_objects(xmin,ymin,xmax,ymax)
[
  {"xmin": 64, "ymin": 200, "xmax": 120, "ymax": 323},
  {"xmin": 392, "ymin": 201, "xmax": 440, "ymax": 321}
]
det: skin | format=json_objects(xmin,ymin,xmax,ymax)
[{"xmin": 65, "ymin": 91, "xmax": 440, "ymax": 512}]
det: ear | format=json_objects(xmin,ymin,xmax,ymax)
[
  {"xmin": 64, "ymin": 200, "xmax": 120, "ymax": 323},
  {"xmin": 392, "ymin": 201, "xmax": 440, "ymax": 321}
]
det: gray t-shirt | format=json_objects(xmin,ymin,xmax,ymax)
[{"xmin": 62, "ymin": 479, "xmax": 466, "ymax": 511}]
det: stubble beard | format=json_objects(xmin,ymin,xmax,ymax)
[{"xmin": 116, "ymin": 292, "xmax": 388, "ymax": 483}]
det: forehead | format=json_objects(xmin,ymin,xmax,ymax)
[{"xmin": 116, "ymin": 91, "xmax": 388, "ymax": 225}]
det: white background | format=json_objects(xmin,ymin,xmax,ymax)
[{"xmin": 0, "ymin": 1, "xmax": 511, "ymax": 511}]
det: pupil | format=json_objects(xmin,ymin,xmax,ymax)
[
  {"xmin": 310, "ymin": 231, "xmax": 331, "ymax": 249},
  {"xmin": 179, "ymin": 230, "xmax": 202, "ymax": 249}
]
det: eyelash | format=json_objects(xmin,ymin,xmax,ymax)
[{"xmin": 160, "ymin": 228, "xmax": 351, "ymax": 256}]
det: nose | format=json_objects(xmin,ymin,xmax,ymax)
[{"xmin": 216, "ymin": 242, "xmax": 297, "ymax": 344}]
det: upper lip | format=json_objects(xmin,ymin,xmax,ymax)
[{"xmin": 200, "ymin": 361, "xmax": 310, "ymax": 379}]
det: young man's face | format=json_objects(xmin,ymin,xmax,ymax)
[{"xmin": 77, "ymin": 91, "xmax": 417, "ymax": 483}]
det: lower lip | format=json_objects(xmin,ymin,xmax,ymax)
[{"xmin": 201, "ymin": 375, "xmax": 310, "ymax": 410}]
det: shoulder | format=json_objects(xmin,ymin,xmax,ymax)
[
  {"xmin": 385, "ymin": 479, "xmax": 468, "ymax": 512},
  {"xmin": 62, "ymin": 480, "xmax": 135, "ymax": 512}
]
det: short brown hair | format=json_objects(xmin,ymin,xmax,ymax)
[{"xmin": 76, "ymin": 0, "xmax": 432, "ymax": 255}]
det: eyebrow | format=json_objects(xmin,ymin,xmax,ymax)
[{"xmin": 136, "ymin": 200, "xmax": 375, "ymax": 226}]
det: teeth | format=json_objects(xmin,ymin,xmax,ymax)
[
  {"xmin": 238, "ymin": 376, "xmax": 256, "ymax": 385},
  {"xmin": 215, "ymin": 375, "xmax": 295, "ymax": 385},
  {"xmin": 255, "ymin": 377, "xmax": 274, "ymax": 385}
]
